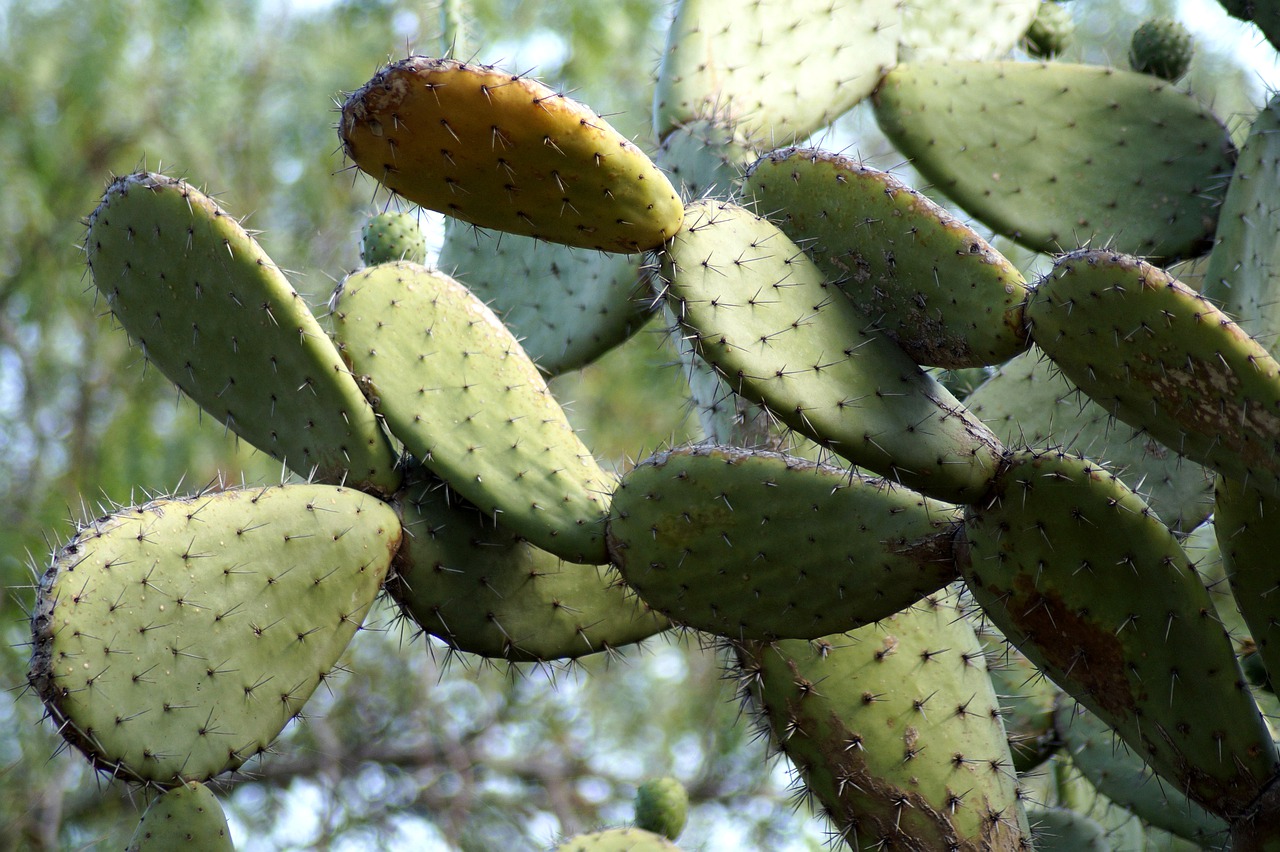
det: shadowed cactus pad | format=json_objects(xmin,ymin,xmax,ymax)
[
  {"xmin": 608, "ymin": 445, "xmax": 963, "ymax": 640},
  {"xmin": 84, "ymin": 172, "xmax": 401, "ymax": 494},
  {"xmin": 126, "ymin": 781, "xmax": 234, "ymax": 851},
  {"xmin": 340, "ymin": 56, "xmax": 682, "ymax": 253},
  {"xmin": 331, "ymin": 261, "xmax": 615, "ymax": 564},
  {"xmin": 28, "ymin": 485, "xmax": 401, "ymax": 786}
]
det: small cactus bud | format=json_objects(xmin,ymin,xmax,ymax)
[
  {"xmin": 1130, "ymin": 18, "xmax": 1194, "ymax": 82},
  {"xmin": 634, "ymin": 778, "xmax": 688, "ymax": 841}
]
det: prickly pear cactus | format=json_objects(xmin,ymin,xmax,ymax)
[
  {"xmin": 1130, "ymin": 17, "xmax": 1194, "ymax": 82},
  {"xmin": 360, "ymin": 210, "xmax": 427, "ymax": 266}
]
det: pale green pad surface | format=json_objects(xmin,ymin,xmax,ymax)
[
  {"xmin": 85, "ymin": 173, "xmax": 401, "ymax": 494},
  {"xmin": 340, "ymin": 57, "xmax": 682, "ymax": 254},
  {"xmin": 964, "ymin": 348, "xmax": 1213, "ymax": 533},
  {"xmin": 664, "ymin": 200, "xmax": 1003, "ymax": 503},
  {"xmin": 1027, "ymin": 249, "xmax": 1280, "ymax": 500},
  {"xmin": 734, "ymin": 591, "xmax": 1030, "ymax": 850},
  {"xmin": 608, "ymin": 445, "xmax": 963, "ymax": 640},
  {"xmin": 555, "ymin": 827, "xmax": 682, "ymax": 851},
  {"xmin": 874, "ymin": 62, "xmax": 1235, "ymax": 260},
  {"xmin": 437, "ymin": 219, "xmax": 649, "ymax": 376},
  {"xmin": 29, "ymin": 485, "xmax": 401, "ymax": 785},
  {"xmin": 389, "ymin": 466, "xmax": 667, "ymax": 662},
  {"xmin": 743, "ymin": 148, "xmax": 1029, "ymax": 368},
  {"xmin": 899, "ymin": 0, "xmax": 1039, "ymax": 61},
  {"xmin": 962, "ymin": 449, "xmax": 1276, "ymax": 819},
  {"xmin": 331, "ymin": 261, "xmax": 615, "ymax": 564},
  {"xmin": 127, "ymin": 781, "xmax": 234, "ymax": 851},
  {"xmin": 654, "ymin": 0, "xmax": 899, "ymax": 143}
]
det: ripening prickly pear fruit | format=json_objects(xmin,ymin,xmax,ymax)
[
  {"xmin": 340, "ymin": 56, "xmax": 682, "ymax": 253},
  {"xmin": 962, "ymin": 448, "xmax": 1278, "ymax": 820},
  {"xmin": 607, "ymin": 445, "xmax": 964, "ymax": 640},
  {"xmin": 634, "ymin": 778, "xmax": 688, "ymax": 841},
  {"xmin": 28, "ymin": 484, "xmax": 401, "ymax": 785},
  {"xmin": 1130, "ymin": 18, "xmax": 1194, "ymax": 82},
  {"xmin": 126, "ymin": 781, "xmax": 234, "ymax": 851},
  {"xmin": 330, "ymin": 261, "xmax": 616, "ymax": 564},
  {"xmin": 663, "ymin": 200, "xmax": 1004, "ymax": 504},
  {"xmin": 360, "ymin": 211, "xmax": 427, "ymax": 266},
  {"xmin": 555, "ymin": 827, "xmax": 682, "ymax": 851},
  {"xmin": 733, "ymin": 591, "xmax": 1031, "ymax": 850},
  {"xmin": 84, "ymin": 172, "xmax": 401, "ymax": 495},
  {"xmin": 1023, "ymin": 2, "xmax": 1074, "ymax": 58}
]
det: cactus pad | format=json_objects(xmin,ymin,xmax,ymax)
[
  {"xmin": 607, "ymin": 446, "xmax": 963, "ymax": 640},
  {"xmin": 555, "ymin": 827, "xmax": 682, "ymax": 851},
  {"xmin": 873, "ymin": 61, "xmax": 1235, "ymax": 260},
  {"xmin": 84, "ymin": 172, "xmax": 401, "ymax": 494},
  {"xmin": 330, "ymin": 261, "xmax": 615, "ymax": 564},
  {"xmin": 126, "ymin": 781, "xmax": 234, "ymax": 851},
  {"xmin": 743, "ymin": 148, "xmax": 1030, "ymax": 369},
  {"xmin": 28, "ymin": 485, "xmax": 401, "ymax": 785},
  {"xmin": 1027, "ymin": 249, "xmax": 1280, "ymax": 499},
  {"xmin": 899, "ymin": 0, "xmax": 1040, "ymax": 61},
  {"xmin": 663, "ymin": 199, "xmax": 1003, "ymax": 503},
  {"xmin": 340, "ymin": 56, "xmax": 682, "ymax": 254}
]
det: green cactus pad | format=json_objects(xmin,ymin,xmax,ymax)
[
  {"xmin": 339, "ymin": 56, "xmax": 682, "ymax": 254},
  {"xmin": 654, "ymin": 119, "xmax": 757, "ymax": 201},
  {"xmin": 331, "ymin": 261, "xmax": 615, "ymax": 564},
  {"xmin": 1204, "ymin": 94, "xmax": 1280, "ymax": 356},
  {"xmin": 388, "ymin": 465, "xmax": 667, "ymax": 662},
  {"xmin": 437, "ymin": 219, "xmax": 649, "ymax": 376},
  {"xmin": 663, "ymin": 200, "xmax": 1003, "ymax": 503},
  {"xmin": 607, "ymin": 445, "xmax": 963, "ymax": 640},
  {"xmin": 743, "ymin": 148, "xmax": 1030, "ymax": 369},
  {"xmin": 975, "ymin": 623, "xmax": 1062, "ymax": 773},
  {"xmin": 963, "ymin": 348, "xmax": 1213, "ymax": 533},
  {"xmin": 1026, "ymin": 806, "xmax": 1110, "ymax": 851},
  {"xmin": 733, "ymin": 591, "xmax": 1030, "ymax": 850},
  {"xmin": 873, "ymin": 62, "xmax": 1235, "ymax": 260},
  {"xmin": 361, "ymin": 211, "xmax": 427, "ymax": 266},
  {"xmin": 899, "ymin": 0, "xmax": 1039, "ymax": 61},
  {"xmin": 653, "ymin": 0, "xmax": 899, "ymax": 143},
  {"xmin": 962, "ymin": 448, "xmax": 1277, "ymax": 819},
  {"xmin": 28, "ymin": 485, "xmax": 401, "ymax": 785},
  {"xmin": 1055, "ymin": 698, "xmax": 1229, "ymax": 845},
  {"xmin": 634, "ymin": 777, "xmax": 688, "ymax": 841},
  {"xmin": 1027, "ymin": 249, "xmax": 1280, "ymax": 499},
  {"xmin": 126, "ymin": 781, "xmax": 234, "ymax": 851},
  {"xmin": 1214, "ymin": 476, "xmax": 1280, "ymax": 693},
  {"xmin": 84, "ymin": 172, "xmax": 401, "ymax": 494},
  {"xmin": 555, "ymin": 827, "xmax": 682, "ymax": 851}
]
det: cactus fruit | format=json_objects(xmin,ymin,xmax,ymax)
[
  {"xmin": 663, "ymin": 199, "xmax": 1004, "ymax": 503},
  {"xmin": 961, "ymin": 448, "xmax": 1278, "ymax": 819},
  {"xmin": 1129, "ymin": 18, "xmax": 1194, "ymax": 82},
  {"xmin": 84, "ymin": 172, "xmax": 402, "ymax": 494},
  {"xmin": 360, "ymin": 210, "xmax": 427, "ymax": 266},
  {"xmin": 733, "ymin": 591, "xmax": 1031, "ymax": 850},
  {"xmin": 634, "ymin": 777, "xmax": 688, "ymax": 841},
  {"xmin": 1026, "ymin": 249, "xmax": 1280, "ymax": 500},
  {"xmin": 607, "ymin": 445, "xmax": 963, "ymax": 640},
  {"xmin": 555, "ymin": 827, "xmax": 683, "ymax": 851},
  {"xmin": 28, "ymin": 484, "xmax": 401, "ymax": 785},
  {"xmin": 126, "ymin": 781, "xmax": 234, "ymax": 851},
  {"xmin": 873, "ymin": 61, "xmax": 1235, "ymax": 261},
  {"xmin": 742, "ymin": 147, "xmax": 1031, "ymax": 369},
  {"xmin": 330, "ymin": 261, "xmax": 616, "ymax": 564},
  {"xmin": 436, "ymin": 219, "xmax": 650, "ymax": 376},
  {"xmin": 339, "ymin": 56, "xmax": 682, "ymax": 254},
  {"xmin": 389, "ymin": 464, "xmax": 667, "ymax": 662},
  {"xmin": 1022, "ymin": 2, "xmax": 1074, "ymax": 58}
]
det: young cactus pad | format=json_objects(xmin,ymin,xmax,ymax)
[
  {"xmin": 330, "ymin": 261, "xmax": 616, "ymax": 564},
  {"xmin": 339, "ymin": 56, "xmax": 683, "ymax": 253},
  {"xmin": 607, "ymin": 445, "xmax": 964, "ymax": 640},
  {"xmin": 126, "ymin": 781, "xmax": 234, "ymax": 851},
  {"xmin": 873, "ymin": 61, "xmax": 1235, "ymax": 260},
  {"xmin": 961, "ymin": 448, "xmax": 1278, "ymax": 819},
  {"xmin": 28, "ymin": 484, "xmax": 401, "ymax": 785},
  {"xmin": 361, "ymin": 211, "xmax": 427, "ymax": 266},
  {"xmin": 663, "ymin": 199, "xmax": 1004, "ymax": 503},
  {"xmin": 389, "ymin": 464, "xmax": 667, "ymax": 662},
  {"xmin": 743, "ymin": 148, "xmax": 1030, "ymax": 369},
  {"xmin": 84, "ymin": 172, "xmax": 402, "ymax": 494},
  {"xmin": 733, "ymin": 591, "xmax": 1031, "ymax": 850},
  {"xmin": 1027, "ymin": 249, "xmax": 1280, "ymax": 499}
]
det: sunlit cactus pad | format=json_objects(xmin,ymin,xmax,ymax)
[
  {"xmin": 84, "ymin": 172, "xmax": 402, "ymax": 494},
  {"xmin": 28, "ymin": 485, "xmax": 401, "ymax": 785},
  {"xmin": 339, "ymin": 56, "xmax": 683, "ymax": 253}
]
